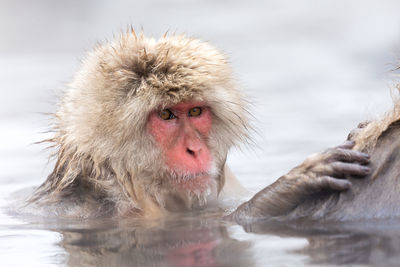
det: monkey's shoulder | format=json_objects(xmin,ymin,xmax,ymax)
[{"xmin": 327, "ymin": 120, "xmax": 400, "ymax": 220}]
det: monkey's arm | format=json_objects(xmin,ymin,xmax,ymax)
[{"xmin": 228, "ymin": 140, "xmax": 370, "ymax": 222}]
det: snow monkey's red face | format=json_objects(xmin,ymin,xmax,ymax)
[{"xmin": 147, "ymin": 101, "xmax": 214, "ymax": 194}]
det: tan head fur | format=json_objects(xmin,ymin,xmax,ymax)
[
  {"xmin": 32, "ymin": 30, "xmax": 250, "ymax": 217},
  {"xmin": 353, "ymin": 85, "xmax": 400, "ymax": 152}
]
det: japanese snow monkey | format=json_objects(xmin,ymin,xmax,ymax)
[{"xmin": 30, "ymin": 30, "xmax": 375, "ymax": 221}]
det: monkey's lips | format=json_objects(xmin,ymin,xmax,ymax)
[{"xmin": 169, "ymin": 171, "xmax": 213, "ymax": 193}]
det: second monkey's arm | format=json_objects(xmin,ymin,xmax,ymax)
[{"xmin": 228, "ymin": 140, "xmax": 370, "ymax": 222}]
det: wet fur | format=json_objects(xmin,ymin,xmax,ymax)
[
  {"xmin": 30, "ymin": 30, "xmax": 250, "ymax": 218},
  {"xmin": 30, "ymin": 29, "xmax": 396, "ymax": 222},
  {"xmin": 233, "ymin": 89, "xmax": 400, "ymax": 222},
  {"xmin": 353, "ymin": 89, "xmax": 400, "ymax": 152}
]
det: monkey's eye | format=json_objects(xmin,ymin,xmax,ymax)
[
  {"xmin": 188, "ymin": 107, "xmax": 202, "ymax": 117},
  {"xmin": 159, "ymin": 109, "xmax": 175, "ymax": 120}
]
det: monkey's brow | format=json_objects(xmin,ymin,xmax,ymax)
[{"xmin": 164, "ymin": 105, "xmax": 206, "ymax": 115}]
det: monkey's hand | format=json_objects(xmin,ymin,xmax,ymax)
[{"xmin": 229, "ymin": 140, "xmax": 370, "ymax": 222}]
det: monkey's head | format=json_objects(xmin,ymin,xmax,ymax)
[{"xmin": 47, "ymin": 31, "xmax": 250, "ymax": 215}]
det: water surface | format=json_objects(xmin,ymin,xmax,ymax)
[{"xmin": 2, "ymin": 0, "xmax": 400, "ymax": 266}]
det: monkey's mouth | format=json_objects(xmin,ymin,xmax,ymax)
[
  {"xmin": 167, "ymin": 170, "xmax": 215, "ymax": 193},
  {"xmin": 179, "ymin": 171, "xmax": 211, "ymax": 180}
]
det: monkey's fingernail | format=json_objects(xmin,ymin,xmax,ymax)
[
  {"xmin": 339, "ymin": 180, "xmax": 352, "ymax": 190},
  {"xmin": 362, "ymin": 167, "xmax": 371, "ymax": 174},
  {"xmin": 344, "ymin": 180, "xmax": 352, "ymax": 187},
  {"xmin": 362, "ymin": 153, "xmax": 370, "ymax": 159}
]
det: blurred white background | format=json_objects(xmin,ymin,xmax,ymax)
[
  {"xmin": 1, "ymin": 0, "xmax": 400, "ymax": 191},
  {"xmin": 1, "ymin": 1, "xmax": 400, "ymax": 266}
]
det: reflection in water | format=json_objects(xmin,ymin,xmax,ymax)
[
  {"xmin": 43, "ymin": 211, "xmax": 400, "ymax": 266},
  {"xmin": 241, "ymin": 219, "xmax": 400, "ymax": 266},
  {"xmin": 303, "ymin": 233, "xmax": 400, "ymax": 265},
  {"xmin": 2, "ymin": 0, "xmax": 400, "ymax": 266},
  {"xmin": 57, "ymin": 212, "xmax": 252, "ymax": 267}
]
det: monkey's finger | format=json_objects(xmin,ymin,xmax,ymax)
[
  {"xmin": 331, "ymin": 148, "xmax": 370, "ymax": 164},
  {"xmin": 330, "ymin": 162, "xmax": 371, "ymax": 177},
  {"xmin": 316, "ymin": 176, "xmax": 352, "ymax": 191},
  {"xmin": 335, "ymin": 140, "xmax": 355, "ymax": 150}
]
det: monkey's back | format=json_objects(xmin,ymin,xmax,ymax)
[{"xmin": 326, "ymin": 120, "xmax": 400, "ymax": 220}]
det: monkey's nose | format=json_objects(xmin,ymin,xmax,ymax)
[{"xmin": 186, "ymin": 147, "xmax": 201, "ymax": 158}]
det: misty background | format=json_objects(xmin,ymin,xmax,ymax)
[
  {"xmin": 1, "ymin": 1, "xmax": 400, "ymax": 265},
  {"xmin": 1, "ymin": 0, "xmax": 400, "ymax": 190}
]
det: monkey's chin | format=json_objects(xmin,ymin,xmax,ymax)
[
  {"xmin": 166, "ymin": 165, "xmax": 218, "ymax": 193},
  {"xmin": 166, "ymin": 172, "xmax": 218, "ymax": 210},
  {"xmin": 159, "ymin": 172, "xmax": 218, "ymax": 211},
  {"xmin": 174, "ymin": 173, "xmax": 212, "ymax": 194},
  {"xmin": 164, "ymin": 163, "xmax": 219, "ymax": 201}
]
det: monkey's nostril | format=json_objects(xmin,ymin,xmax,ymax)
[{"xmin": 186, "ymin": 148, "xmax": 195, "ymax": 156}]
